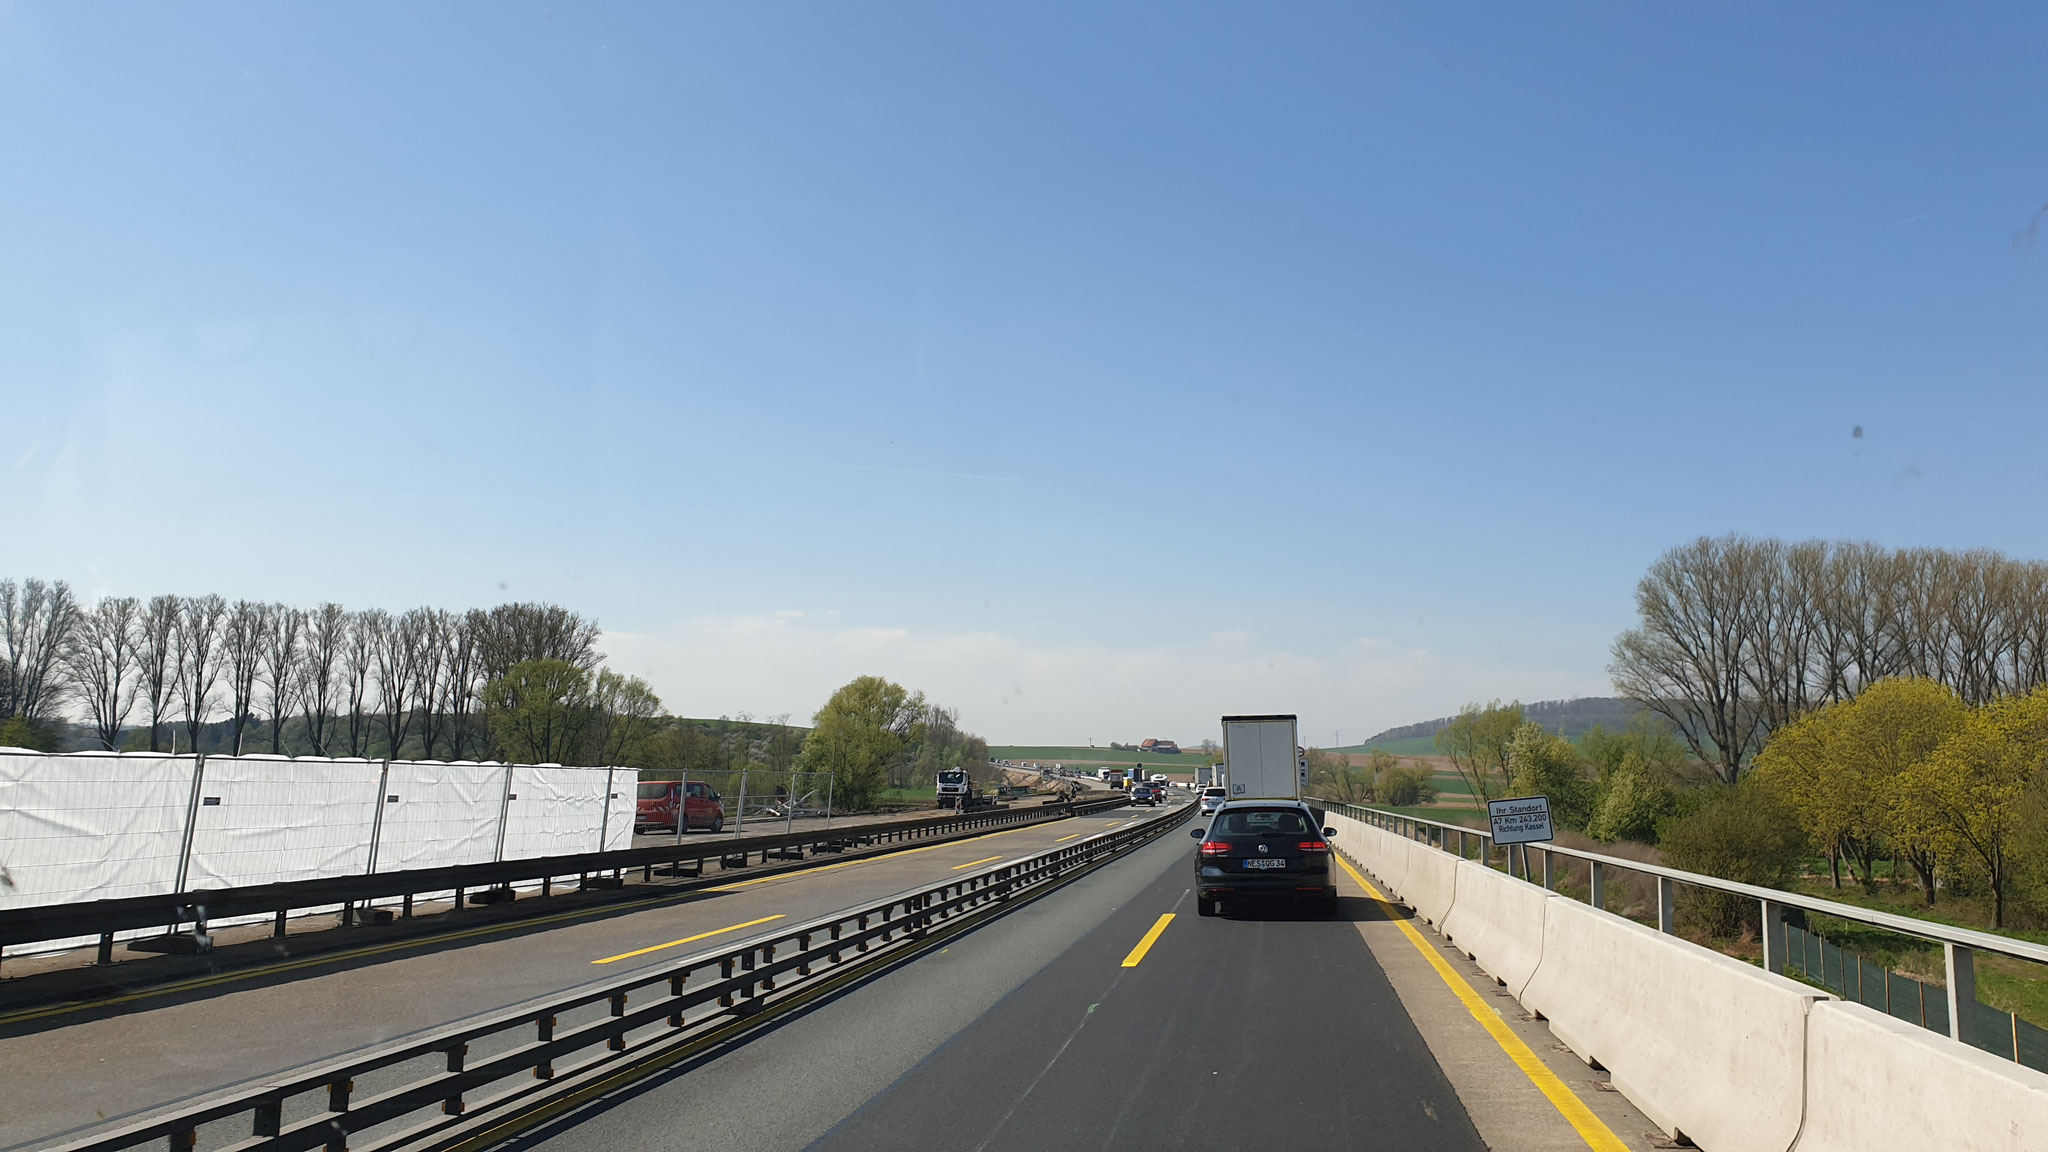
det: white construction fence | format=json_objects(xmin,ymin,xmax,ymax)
[{"xmin": 0, "ymin": 749, "xmax": 636, "ymax": 957}]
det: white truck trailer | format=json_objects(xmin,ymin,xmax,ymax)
[{"xmin": 1220, "ymin": 714, "xmax": 1306, "ymax": 800}]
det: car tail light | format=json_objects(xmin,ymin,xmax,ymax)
[
  {"xmin": 1296, "ymin": 840, "xmax": 1329, "ymax": 853},
  {"xmin": 1200, "ymin": 841, "xmax": 1232, "ymax": 856}
]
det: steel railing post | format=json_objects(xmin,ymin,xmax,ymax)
[
  {"xmin": 1589, "ymin": 860, "xmax": 1605, "ymax": 911},
  {"xmin": 1541, "ymin": 847, "xmax": 1555, "ymax": 891},
  {"xmin": 492, "ymin": 763, "xmax": 514, "ymax": 863},
  {"xmin": 1657, "ymin": 876, "xmax": 1676, "ymax": 934},
  {"xmin": 168, "ymin": 753, "xmax": 207, "ymax": 939},
  {"xmin": 1761, "ymin": 899, "xmax": 1788, "ymax": 975},
  {"xmin": 674, "ymin": 770, "xmax": 689, "ymax": 847},
  {"xmin": 1946, "ymin": 942, "xmax": 1979, "ymax": 1044}
]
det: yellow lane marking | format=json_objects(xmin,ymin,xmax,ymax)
[
  {"xmin": 704, "ymin": 821, "xmax": 1060, "ymax": 892},
  {"xmin": 951, "ymin": 855, "xmax": 1003, "ymax": 871},
  {"xmin": 1054, "ymin": 834, "xmax": 1082, "ymax": 843},
  {"xmin": 591, "ymin": 915, "xmax": 786, "ymax": 965},
  {"xmin": 1120, "ymin": 913, "xmax": 1175, "ymax": 967},
  {"xmin": 1333, "ymin": 855, "xmax": 1630, "ymax": 1152}
]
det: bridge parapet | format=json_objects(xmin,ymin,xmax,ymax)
[{"xmin": 1315, "ymin": 799, "xmax": 2048, "ymax": 1152}]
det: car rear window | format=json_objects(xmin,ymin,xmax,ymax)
[
  {"xmin": 635, "ymin": 782, "xmax": 670, "ymax": 800},
  {"xmin": 1202, "ymin": 788, "xmax": 1226, "ymax": 797},
  {"xmin": 1211, "ymin": 808, "xmax": 1313, "ymax": 835}
]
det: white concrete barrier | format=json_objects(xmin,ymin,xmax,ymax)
[
  {"xmin": 1793, "ymin": 1001, "xmax": 2048, "ymax": 1152},
  {"xmin": 1520, "ymin": 896, "xmax": 1826, "ymax": 1151},
  {"xmin": 1400, "ymin": 836, "xmax": 1459, "ymax": 926},
  {"xmin": 1360, "ymin": 821, "xmax": 1410, "ymax": 895},
  {"xmin": 1440, "ymin": 860, "xmax": 1555, "ymax": 997},
  {"xmin": 1323, "ymin": 811, "xmax": 1411, "ymax": 897}
]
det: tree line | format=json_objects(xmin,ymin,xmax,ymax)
[
  {"xmin": 0, "ymin": 577, "xmax": 622, "ymax": 762},
  {"xmin": 0, "ymin": 577, "xmax": 993, "ymax": 814},
  {"xmin": 1611, "ymin": 536, "xmax": 2048, "ymax": 782}
]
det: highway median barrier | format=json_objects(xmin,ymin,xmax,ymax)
[
  {"xmin": 1439, "ymin": 859, "xmax": 1553, "ymax": 998},
  {"xmin": 1519, "ymin": 895, "xmax": 1826, "ymax": 1152},
  {"xmin": 1791, "ymin": 999, "xmax": 2048, "ymax": 1152}
]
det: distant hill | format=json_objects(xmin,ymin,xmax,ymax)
[{"xmin": 1337, "ymin": 697, "xmax": 1651, "ymax": 752}]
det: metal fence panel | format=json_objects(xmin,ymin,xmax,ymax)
[{"xmin": 0, "ymin": 753, "xmax": 198, "ymax": 955}]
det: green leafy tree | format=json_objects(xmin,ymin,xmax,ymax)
[
  {"xmin": 1657, "ymin": 779, "xmax": 1807, "ymax": 937},
  {"xmin": 1375, "ymin": 760, "xmax": 1438, "ymax": 807},
  {"xmin": 483, "ymin": 659, "xmax": 594, "ymax": 764},
  {"xmin": 1580, "ymin": 714, "xmax": 1690, "ymax": 789},
  {"xmin": 1505, "ymin": 721, "xmax": 1597, "ymax": 830},
  {"xmin": 588, "ymin": 670, "xmax": 664, "ymax": 766},
  {"xmin": 1434, "ymin": 700, "xmax": 1523, "ymax": 805},
  {"xmin": 1753, "ymin": 700, "xmax": 1881, "ymax": 891},
  {"xmin": 1849, "ymin": 678, "xmax": 1966, "ymax": 906},
  {"xmin": 1755, "ymin": 678, "xmax": 1965, "ymax": 899},
  {"xmin": 1586, "ymin": 749, "xmax": 1674, "ymax": 843},
  {"xmin": 1908, "ymin": 686, "xmax": 2048, "ymax": 927},
  {"xmin": 795, "ymin": 675, "xmax": 925, "ymax": 810},
  {"xmin": 0, "ymin": 715, "xmax": 60, "ymax": 752},
  {"xmin": 1307, "ymin": 748, "xmax": 1372, "ymax": 803}
]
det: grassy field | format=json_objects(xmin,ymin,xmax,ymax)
[
  {"xmin": 1366, "ymin": 804, "xmax": 1488, "ymax": 829},
  {"xmin": 1329, "ymin": 736, "xmax": 1439, "ymax": 756}
]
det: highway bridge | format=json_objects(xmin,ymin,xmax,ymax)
[{"xmin": 2, "ymin": 792, "xmax": 2042, "ymax": 1151}]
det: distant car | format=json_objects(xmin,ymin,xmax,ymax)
[
  {"xmin": 1148, "ymin": 773, "xmax": 1167, "ymax": 784},
  {"xmin": 1198, "ymin": 786, "xmax": 1227, "ymax": 815},
  {"xmin": 635, "ymin": 780, "xmax": 726, "ymax": 834},
  {"xmin": 1130, "ymin": 784, "xmax": 1162, "ymax": 806},
  {"xmin": 1189, "ymin": 800, "xmax": 1337, "ymax": 916}
]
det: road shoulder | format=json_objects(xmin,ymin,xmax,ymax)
[{"xmin": 1336, "ymin": 858, "xmax": 1670, "ymax": 1152}]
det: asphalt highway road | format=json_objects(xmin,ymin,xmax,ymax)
[
  {"xmin": 506, "ymin": 811, "xmax": 1488, "ymax": 1152},
  {"xmin": 0, "ymin": 803, "xmax": 1162, "ymax": 1151}
]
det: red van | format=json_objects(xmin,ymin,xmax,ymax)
[{"xmin": 635, "ymin": 780, "xmax": 726, "ymax": 834}]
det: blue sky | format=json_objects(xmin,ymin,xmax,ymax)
[{"xmin": 5, "ymin": 3, "xmax": 2045, "ymax": 744}]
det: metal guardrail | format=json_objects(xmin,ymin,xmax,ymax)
[
  {"xmin": 43, "ymin": 801, "xmax": 1190, "ymax": 1152},
  {"xmin": 1312, "ymin": 799, "xmax": 2048, "ymax": 1047},
  {"xmin": 0, "ymin": 797, "xmax": 1131, "ymax": 964}
]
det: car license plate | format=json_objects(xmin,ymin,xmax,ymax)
[{"xmin": 1243, "ymin": 859, "xmax": 1287, "ymax": 870}]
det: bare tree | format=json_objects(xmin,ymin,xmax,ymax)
[
  {"xmin": 1616, "ymin": 539, "xmax": 2048, "ymax": 773},
  {"xmin": 260, "ymin": 604, "xmax": 304, "ymax": 754},
  {"xmin": 411, "ymin": 608, "xmax": 452, "ymax": 759},
  {"xmin": 341, "ymin": 609, "xmax": 379, "ymax": 757},
  {"xmin": 474, "ymin": 602, "xmax": 602, "ymax": 684},
  {"xmin": 2009, "ymin": 564, "xmax": 2048, "ymax": 693},
  {"xmin": 0, "ymin": 577, "xmax": 80, "ymax": 723},
  {"xmin": 135, "ymin": 595, "xmax": 182, "ymax": 752},
  {"xmin": 175, "ymin": 594, "xmax": 229, "ymax": 751},
  {"xmin": 1610, "ymin": 536, "xmax": 1767, "ymax": 783},
  {"xmin": 447, "ymin": 610, "xmax": 485, "ymax": 759},
  {"xmin": 1739, "ymin": 537, "xmax": 1817, "ymax": 736},
  {"xmin": 371, "ymin": 609, "xmax": 421, "ymax": 757},
  {"xmin": 65, "ymin": 596, "xmax": 140, "ymax": 750},
  {"xmin": 298, "ymin": 603, "xmax": 346, "ymax": 755},
  {"xmin": 221, "ymin": 600, "xmax": 269, "ymax": 755}
]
